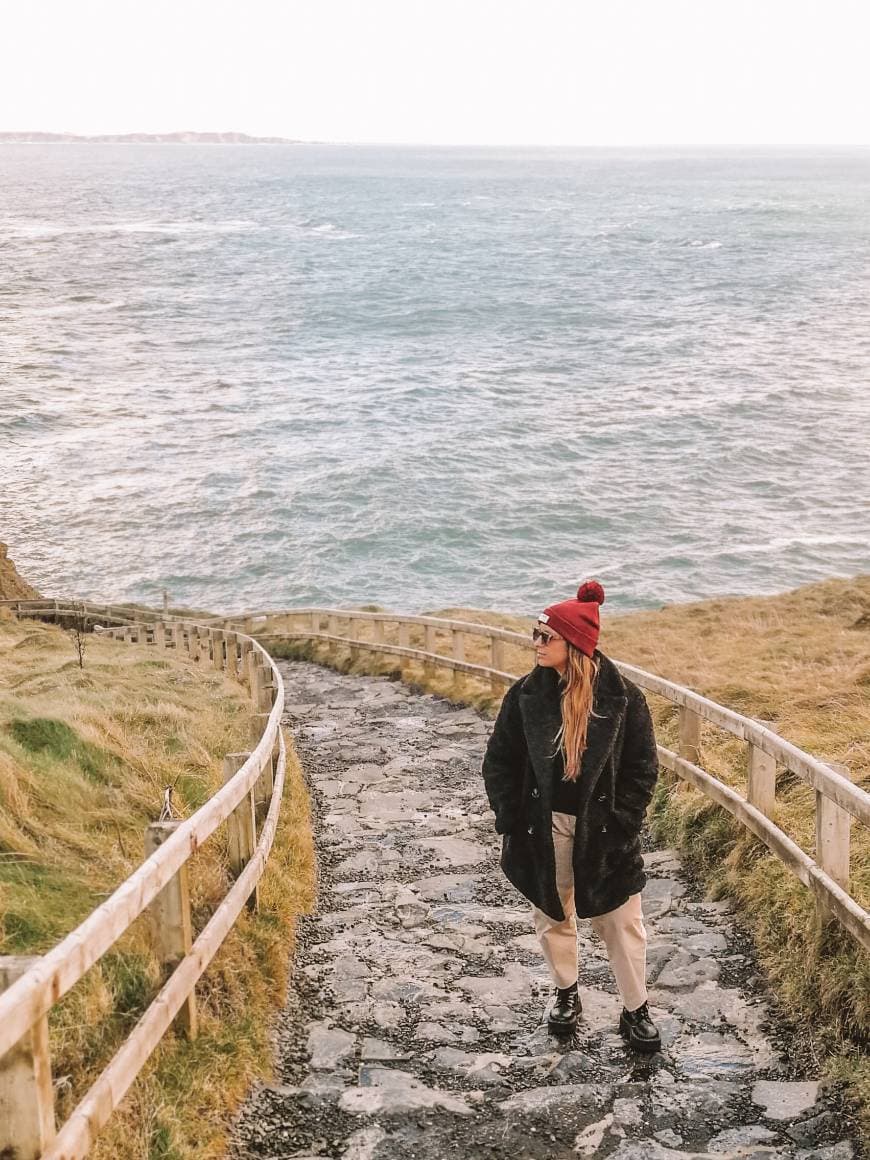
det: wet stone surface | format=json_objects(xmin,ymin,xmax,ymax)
[{"xmin": 229, "ymin": 662, "xmax": 861, "ymax": 1160}]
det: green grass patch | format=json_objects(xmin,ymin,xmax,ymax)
[
  {"xmin": 0, "ymin": 859, "xmax": 100, "ymax": 951},
  {"xmin": 8, "ymin": 716, "xmax": 116, "ymax": 782}
]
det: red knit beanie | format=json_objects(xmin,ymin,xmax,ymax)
[{"xmin": 538, "ymin": 579, "xmax": 605, "ymax": 657}]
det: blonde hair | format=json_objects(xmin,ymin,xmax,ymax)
[{"xmin": 552, "ymin": 646, "xmax": 602, "ymax": 780}]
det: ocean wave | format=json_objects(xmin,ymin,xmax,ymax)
[
  {"xmin": 0, "ymin": 218, "xmax": 260, "ymax": 239},
  {"xmin": 710, "ymin": 534, "xmax": 865, "ymax": 557},
  {"xmin": 281, "ymin": 219, "xmax": 360, "ymax": 240}
]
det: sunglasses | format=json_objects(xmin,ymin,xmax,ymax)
[{"xmin": 532, "ymin": 627, "xmax": 561, "ymax": 645}]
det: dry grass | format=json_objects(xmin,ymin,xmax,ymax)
[
  {"xmin": 0, "ymin": 611, "xmax": 316, "ymax": 1160},
  {"xmin": 263, "ymin": 576, "xmax": 870, "ymax": 1133}
]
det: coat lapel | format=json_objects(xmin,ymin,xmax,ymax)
[{"xmin": 518, "ymin": 654, "xmax": 628, "ymax": 812}]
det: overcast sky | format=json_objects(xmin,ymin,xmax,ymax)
[{"xmin": 2, "ymin": 0, "xmax": 868, "ymax": 145}]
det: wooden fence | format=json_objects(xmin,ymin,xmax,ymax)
[{"xmin": 0, "ymin": 603, "xmax": 286, "ymax": 1160}]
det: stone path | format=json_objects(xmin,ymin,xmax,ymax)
[{"xmin": 229, "ymin": 661, "xmax": 860, "ymax": 1160}]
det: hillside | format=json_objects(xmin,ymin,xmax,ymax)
[
  {"xmin": 0, "ymin": 611, "xmax": 315, "ymax": 1160},
  {"xmin": 0, "ymin": 543, "xmax": 40, "ymax": 599}
]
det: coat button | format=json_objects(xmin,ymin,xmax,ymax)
[
  {"xmin": 527, "ymin": 825, "xmax": 535, "ymax": 836},
  {"xmin": 598, "ymin": 794, "xmax": 607, "ymax": 802},
  {"xmin": 531, "ymin": 787, "xmax": 540, "ymax": 799},
  {"xmin": 601, "ymin": 825, "xmax": 607, "ymax": 833}
]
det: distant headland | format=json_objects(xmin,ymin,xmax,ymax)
[{"xmin": 0, "ymin": 130, "xmax": 300, "ymax": 144}]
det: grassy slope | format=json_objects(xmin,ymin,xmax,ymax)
[
  {"xmin": 0, "ymin": 611, "xmax": 316, "ymax": 1160},
  {"xmin": 270, "ymin": 574, "xmax": 870, "ymax": 1133}
]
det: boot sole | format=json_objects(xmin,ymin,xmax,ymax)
[
  {"xmin": 618, "ymin": 1014, "xmax": 661, "ymax": 1053},
  {"xmin": 547, "ymin": 1014, "xmax": 579, "ymax": 1034}
]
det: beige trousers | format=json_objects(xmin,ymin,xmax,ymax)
[{"xmin": 532, "ymin": 810, "xmax": 648, "ymax": 1011}]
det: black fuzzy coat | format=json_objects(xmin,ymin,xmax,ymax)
[{"xmin": 481, "ymin": 652, "xmax": 659, "ymax": 921}]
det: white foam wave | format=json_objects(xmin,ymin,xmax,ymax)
[
  {"xmin": 284, "ymin": 220, "xmax": 360, "ymax": 240},
  {"xmin": 0, "ymin": 218, "xmax": 259, "ymax": 239},
  {"xmin": 712, "ymin": 533, "xmax": 863, "ymax": 556}
]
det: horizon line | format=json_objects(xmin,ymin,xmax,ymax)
[{"xmin": 2, "ymin": 131, "xmax": 869, "ymax": 150}]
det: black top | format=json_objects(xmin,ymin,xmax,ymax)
[{"xmin": 551, "ymin": 745, "xmax": 581, "ymax": 815}]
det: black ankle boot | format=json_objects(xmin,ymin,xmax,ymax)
[
  {"xmin": 547, "ymin": 982, "xmax": 581, "ymax": 1032},
  {"xmin": 618, "ymin": 1000, "xmax": 661, "ymax": 1052}
]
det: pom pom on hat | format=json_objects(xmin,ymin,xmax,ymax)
[{"xmin": 576, "ymin": 579, "xmax": 605, "ymax": 605}]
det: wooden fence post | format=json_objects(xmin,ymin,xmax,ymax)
[
  {"xmin": 211, "ymin": 630, "xmax": 225, "ymax": 672},
  {"xmin": 490, "ymin": 637, "xmax": 505, "ymax": 696},
  {"xmin": 172, "ymin": 622, "xmax": 184, "ymax": 654},
  {"xmin": 259, "ymin": 677, "xmax": 275, "ymax": 716},
  {"xmin": 239, "ymin": 637, "xmax": 253, "ymax": 688},
  {"xmin": 250, "ymin": 714, "xmax": 275, "ymax": 819},
  {"xmin": 223, "ymin": 753, "xmax": 259, "ymax": 912},
  {"xmin": 398, "ymin": 621, "xmax": 410, "ymax": 679},
  {"xmin": 248, "ymin": 650, "xmax": 263, "ymax": 705},
  {"xmin": 678, "ymin": 705, "xmax": 701, "ymax": 766},
  {"xmin": 255, "ymin": 659, "xmax": 274, "ymax": 715},
  {"xmin": 816, "ymin": 762, "xmax": 852, "ymax": 925},
  {"xmin": 223, "ymin": 632, "xmax": 239, "ymax": 681},
  {"xmin": 248, "ymin": 657, "xmax": 260, "ymax": 708},
  {"xmin": 451, "ymin": 629, "xmax": 465, "ymax": 699},
  {"xmin": 0, "ymin": 957, "xmax": 56, "ymax": 1159},
  {"xmin": 348, "ymin": 617, "xmax": 360, "ymax": 666},
  {"xmin": 747, "ymin": 723, "xmax": 777, "ymax": 818},
  {"xmin": 144, "ymin": 822, "xmax": 197, "ymax": 1038},
  {"xmin": 328, "ymin": 614, "xmax": 338, "ymax": 662},
  {"xmin": 424, "ymin": 624, "xmax": 437, "ymax": 680},
  {"xmin": 266, "ymin": 668, "xmax": 277, "ymax": 710}
]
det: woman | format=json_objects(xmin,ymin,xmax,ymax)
[{"xmin": 481, "ymin": 579, "xmax": 661, "ymax": 1051}]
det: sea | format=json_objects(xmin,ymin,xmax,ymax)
[{"xmin": 1, "ymin": 144, "xmax": 868, "ymax": 617}]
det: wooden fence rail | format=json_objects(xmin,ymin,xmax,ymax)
[
  {"xmin": 211, "ymin": 604, "xmax": 869, "ymax": 955},
  {"xmin": 0, "ymin": 604, "xmax": 286, "ymax": 1160}
]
